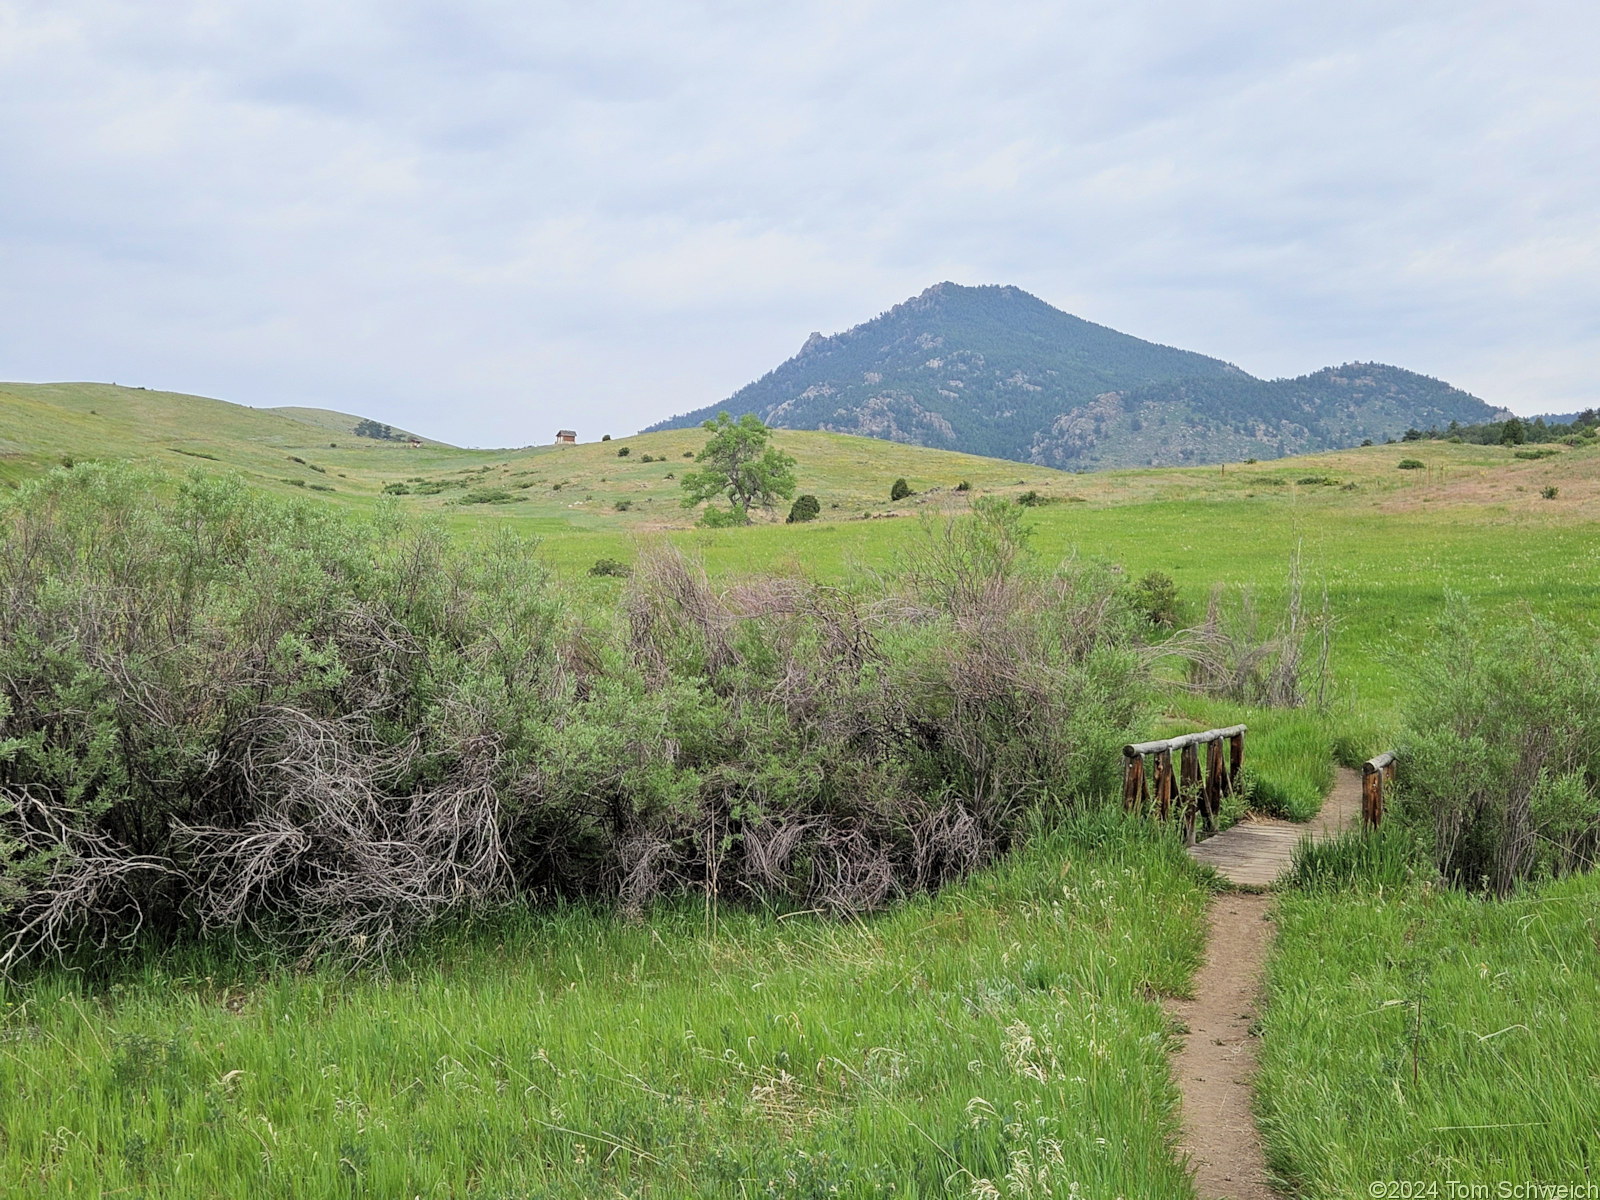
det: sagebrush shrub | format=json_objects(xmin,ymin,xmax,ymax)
[
  {"xmin": 0, "ymin": 466, "xmax": 564, "ymax": 964},
  {"xmin": 0, "ymin": 467, "xmax": 1146, "ymax": 965}
]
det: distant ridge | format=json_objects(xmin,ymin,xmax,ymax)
[{"xmin": 648, "ymin": 283, "xmax": 1508, "ymax": 467}]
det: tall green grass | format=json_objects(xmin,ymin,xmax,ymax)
[
  {"xmin": 1282, "ymin": 823, "xmax": 1430, "ymax": 893},
  {"xmin": 1259, "ymin": 868, "xmax": 1600, "ymax": 1197},
  {"xmin": 0, "ymin": 813, "xmax": 1208, "ymax": 1197}
]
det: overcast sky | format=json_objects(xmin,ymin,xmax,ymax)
[{"xmin": 2, "ymin": 2, "xmax": 1596, "ymax": 445}]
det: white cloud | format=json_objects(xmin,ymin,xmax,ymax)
[{"xmin": 0, "ymin": 0, "xmax": 1596, "ymax": 445}]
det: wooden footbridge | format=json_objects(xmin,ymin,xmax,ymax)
[{"xmin": 1121, "ymin": 725, "xmax": 1397, "ymax": 886}]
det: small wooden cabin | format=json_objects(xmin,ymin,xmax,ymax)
[{"xmin": 554, "ymin": 429, "xmax": 576, "ymax": 445}]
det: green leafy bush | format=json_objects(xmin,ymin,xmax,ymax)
[
  {"xmin": 588, "ymin": 557, "xmax": 632, "ymax": 578},
  {"xmin": 1542, "ymin": 485, "xmax": 1559, "ymax": 500},
  {"xmin": 889, "ymin": 478, "xmax": 912, "ymax": 501},
  {"xmin": 0, "ymin": 466, "xmax": 563, "ymax": 963},
  {"xmin": 786, "ymin": 494, "xmax": 820, "ymax": 523},
  {"xmin": 1399, "ymin": 604, "xmax": 1600, "ymax": 893},
  {"xmin": 696, "ymin": 502, "xmax": 748, "ymax": 528},
  {"xmin": 616, "ymin": 447, "xmax": 630, "ymax": 457},
  {"xmin": 1397, "ymin": 458, "xmax": 1425, "ymax": 470},
  {"xmin": 382, "ymin": 482, "xmax": 410, "ymax": 495},
  {"xmin": 1129, "ymin": 570, "xmax": 1182, "ymax": 628}
]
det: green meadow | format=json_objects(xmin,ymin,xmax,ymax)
[
  {"xmin": 1, "ymin": 818, "xmax": 1210, "ymax": 1198},
  {"xmin": 1, "ymin": 381, "xmax": 1598, "ymax": 1196},
  {"xmin": 1261, "ymin": 840, "xmax": 1600, "ymax": 1199}
]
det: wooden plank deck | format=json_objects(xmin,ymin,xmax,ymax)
[{"xmin": 1187, "ymin": 767, "xmax": 1362, "ymax": 887}]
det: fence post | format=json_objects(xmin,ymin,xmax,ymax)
[
  {"xmin": 1361, "ymin": 751, "xmax": 1396, "ymax": 828},
  {"xmin": 1180, "ymin": 743, "xmax": 1202, "ymax": 840},
  {"xmin": 1229, "ymin": 731, "xmax": 1244, "ymax": 792},
  {"xmin": 1204, "ymin": 738, "xmax": 1225, "ymax": 829},
  {"xmin": 1122, "ymin": 753, "xmax": 1146, "ymax": 813},
  {"xmin": 1155, "ymin": 749, "xmax": 1174, "ymax": 821}
]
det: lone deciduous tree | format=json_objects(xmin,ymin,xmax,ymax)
[{"xmin": 680, "ymin": 413, "xmax": 797, "ymax": 525}]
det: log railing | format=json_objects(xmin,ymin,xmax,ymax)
[
  {"xmin": 1361, "ymin": 751, "xmax": 1397, "ymax": 827},
  {"xmin": 1122, "ymin": 725, "xmax": 1246, "ymax": 845}
]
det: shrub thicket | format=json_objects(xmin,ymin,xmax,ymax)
[
  {"xmin": 0, "ymin": 470, "xmax": 1144, "ymax": 965},
  {"xmin": 1398, "ymin": 605, "xmax": 1600, "ymax": 894},
  {"xmin": 889, "ymin": 478, "xmax": 912, "ymax": 501}
]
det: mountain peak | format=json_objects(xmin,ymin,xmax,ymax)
[{"xmin": 646, "ymin": 285, "xmax": 1500, "ymax": 466}]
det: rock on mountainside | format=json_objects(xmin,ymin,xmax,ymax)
[{"xmin": 646, "ymin": 283, "xmax": 1507, "ymax": 468}]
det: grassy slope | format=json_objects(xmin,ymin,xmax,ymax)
[
  {"xmin": 0, "ymin": 819, "xmax": 1209, "ymax": 1197},
  {"xmin": 0, "ymin": 380, "xmax": 1075, "ymax": 519}
]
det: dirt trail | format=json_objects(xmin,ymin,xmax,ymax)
[{"xmin": 1169, "ymin": 767, "xmax": 1363, "ymax": 1199}]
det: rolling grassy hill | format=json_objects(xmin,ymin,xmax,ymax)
[
  {"xmin": 0, "ymin": 379, "xmax": 1104, "ymax": 525},
  {"xmin": 0, "ymin": 382, "xmax": 443, "ymax": 491}
]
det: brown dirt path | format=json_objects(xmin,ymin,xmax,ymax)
[{"xmin": 1169, "ymin": 767, "xmax": 1362, "ymax": 1199}]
